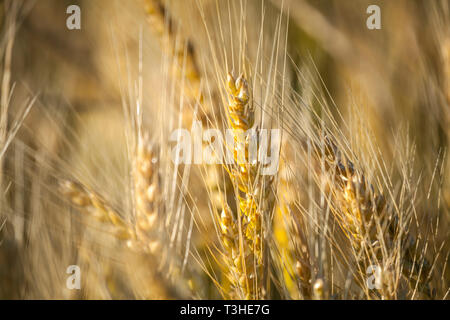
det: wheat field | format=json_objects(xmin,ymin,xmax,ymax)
[{"xmin": 0, "ymin": 0, "xmax": 449, "ymax": 300}]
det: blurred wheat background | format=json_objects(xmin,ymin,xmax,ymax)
[{"xmin": 0, "ymin": 0, "xmax": 448, "ymax": 299}]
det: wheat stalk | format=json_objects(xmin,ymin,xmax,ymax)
[
  {"xmin": 275, "ymin": 144, "xmax": 312, "ymax": 299},
  {"xmin": 442, "ymin": 36, "xmax": 450, "ymax": 107}
]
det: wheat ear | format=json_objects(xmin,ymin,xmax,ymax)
[
  {"xmin": 220, "ymin": 203, "xmax": 259, "ymax": 299},
  {"xmin": 144, "ymin": 0, "xmax": 204, "ymax": 116},
  {"xmin": 322, "ymin": 137, "xmax": 432, "ymax": 298},
  {"xmin": 133, "ymin": 134, "xmax": 163, "ymax": 255},
  {"xmin": 219, "ymin": 73, "xmax": 275, "ymax": 299},
  {"xmin": 60, "ymin": 180, "xmax": 134, "ymax": 241},
  {"xmin": 61, "ymin": 134, "xmax": 163, "ymax": 255}
]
